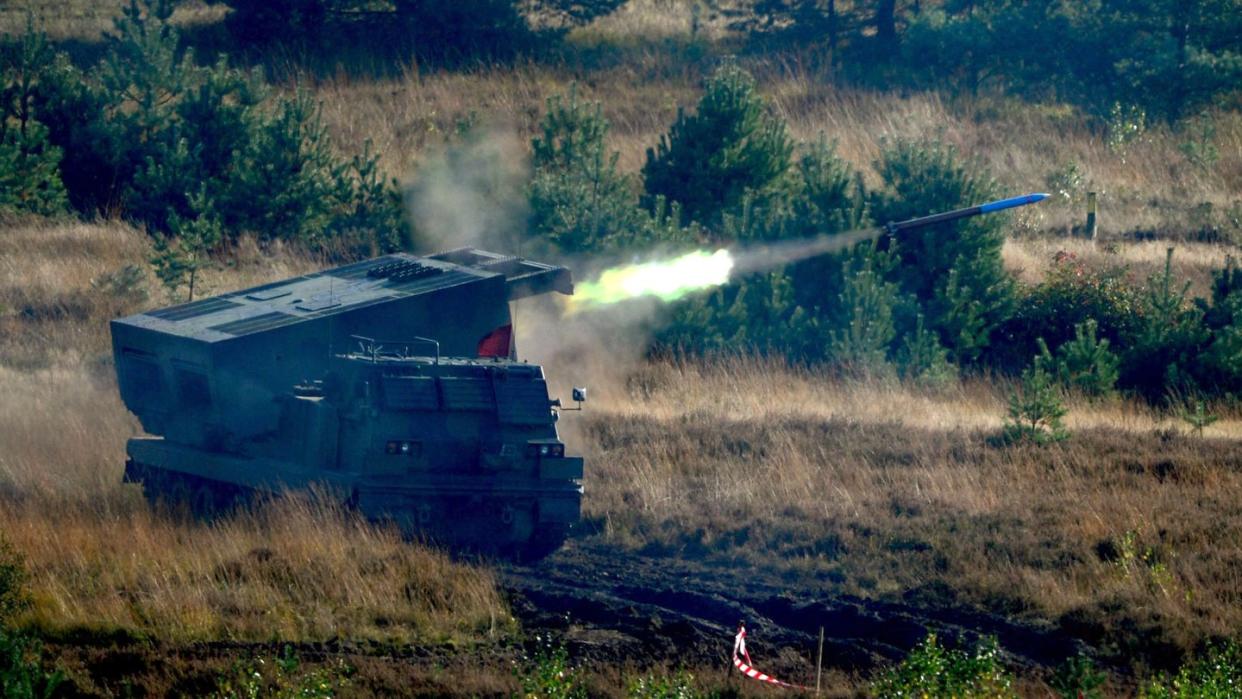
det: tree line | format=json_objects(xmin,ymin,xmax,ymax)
[
  {"xmin": 524, "ymin": 65, "xmax": 1242, "ymax": 406},
  {"xmin": 1, "ymin": 1, "xmax": 1240, "ymax": 406}
]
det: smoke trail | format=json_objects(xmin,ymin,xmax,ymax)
[{"xmin": 567, "ymin": 226, "xmax": 885, "ymax": 312}]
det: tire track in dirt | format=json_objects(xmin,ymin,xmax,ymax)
[{"xmin": 500, "ymin": 540, "xmax": 1092, "ymax": 675}]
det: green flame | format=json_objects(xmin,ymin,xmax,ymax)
[{"xmin": 570, "ymin": 249, "xmax": 735, "ymax": 311}]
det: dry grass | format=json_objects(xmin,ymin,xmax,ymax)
[
  {"xmin": 0, "ymin": 219, "xmax": 506, "ymax": 647},
  {"xmin": 0, "ymin": 0, "xmax": 224, "ymax": 39},
  {"xmin": 0, "ymin": 212, "xmax": 1239, "ymax": 677},
  {"xmin": 2, "ymin": 495, "xmax": 508, "ymax": 644},
  {"xmin": 576, "ymin": 357, "xmax": 1242, "ymax": 665},
  {"xmin": 3, "ymin": 0, "xmax": 1242, "ymax": 680},
  {"xmin": 0, "ymin": 217, "xmax": 321, "ymax": 367},
  {"xmin": 559, "ymin": 355, "xmax": 1242, "ymax": 437},
  {"xmin": 1003, "ymin": 236, "xmax": 1239, "ymax": 295},
  {"xmin": 308, "ymin": 59, "xmax": 1242, "ymax": 241}
]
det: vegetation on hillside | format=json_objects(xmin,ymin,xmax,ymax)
[
  {"xmin": 0, "ymin": 0, "xmax": 1240, "ymax": 694},
  {"xmin": 5, "ymin": 0, "xmax": 1239, "ymax": 401}
]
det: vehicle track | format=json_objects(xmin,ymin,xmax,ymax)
[{"xmin": 500, "ymin": 540, "xmax": 1092, "ymax": 675}]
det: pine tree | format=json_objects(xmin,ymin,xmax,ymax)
[
  {"xmin": 1003, "ymin": 363, "xmax": 1069, "ymax": 444},
  {"xmin": 0, "ymin": 118, "xmax": 66, "ymax": 216},
  {"xmin": 829, "ymin": 249, "xmax": 898, "ymax": 375},
  {"xmin": 1036, "ymin": 320, "xmax": 1121, "ymax": 398},
  {"xmin": 528, "ymin": 87, "xmax": 646, "ymax": 253},
  {"xmin": 1123, "ymin": 248, "xmax": 1210, "ymax": 401},
  {"xmin": 897, "ymin": 313, "xmax": 957, "ymax": 387},
  {"xmin": 870, "ymin": 140, "xmax": 1014, "ymax": 365},
  {"xmin": 642, "ymin": 64, "xmax": 793, "ymax": 228},
  {"xmin": 1181, "ymin": 401, "xmax": 1219, "ymax": 437},
  {"xmin": 150, "ymin": 191, "xmax": 221, "ymax": 302},
  {"xmin": 0, "ymin": 19, "xmax": 67, "ymax": 215}
]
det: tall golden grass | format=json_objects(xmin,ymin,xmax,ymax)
[
  {"xmin": 2, "ymin": 495, "xmax": 508, "ymax": 643},
  {"xmin": 0, "ymin": 220, "xmax": 507, "ymax": 646},
  {"xmin": 309, "ymin": 58, "xmax": 1241, "ymax": 242},
  {"xmin": 577, "ymin": 357, "xmax": 1242, "ymax": 659},
  {"xmin": 1, "ymin": 0, "xmax": 1240, "ymax": 671}
]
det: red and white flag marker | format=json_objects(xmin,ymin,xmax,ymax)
[{"xmin": 732, "ymin": 623, "xmax": 809, "ymax": 690}]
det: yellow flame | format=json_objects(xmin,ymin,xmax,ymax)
[{"xmin": 569, "ymin": 249, "xmax": 735, "ymax": 311}]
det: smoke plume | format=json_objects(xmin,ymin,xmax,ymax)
[{"xmin": 405, "ymin": 127, "xmax": 530, "ymax": 254}]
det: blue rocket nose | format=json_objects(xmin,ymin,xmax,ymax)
[{"xmin": 979, "ymin": 192, "xmax": 1050, "ymax": 213}]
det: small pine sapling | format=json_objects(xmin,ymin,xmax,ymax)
[
  {"xmin": 1181, "ymin": 401, "xmax": 1219, "ymax": 437},
  {"xmin": 149, "ymin": 191, "xmax": 222, "ymax": 302},
  {"xmin": 1004, "ymin": 362, "xmax": 1069, "ymax": 444},
  {"xmin": 829, "ymin": 251, "xmax": 897, "ymax": 376},
  {"xmin": 896, "ymin": 313, "xmax": 957, "ymax": 388},
  {"xmin": 1035, "ymin": 320, "xmax": 1120, "ymax": 398}
]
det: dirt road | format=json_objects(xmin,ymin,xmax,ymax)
[{"xmin": 502, "ymin": 539, "xmax": 1092, "ymax": 678}]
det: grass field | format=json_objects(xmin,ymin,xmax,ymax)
[
  {"xmin": 2, "ymin": 220, "xmax": 1240, "ymax": 687},
  {"xmin": 1, "ymin": 0, "xmax": 1241, "ymax": 694}
]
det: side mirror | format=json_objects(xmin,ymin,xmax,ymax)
[{"xmin": 572, "ymin": 387, "xmax": 587, "ymax": 403}]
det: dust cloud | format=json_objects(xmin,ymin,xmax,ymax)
[{"xmin": 405, "ymin": 126, "xmax": 531, "ymax": 255}]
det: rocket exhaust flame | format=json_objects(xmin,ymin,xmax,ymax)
[
  {"xmin": 571, "ymin": 249, "xmax": 735, "ymax": 310},
  {"xmin": 567, "ymin": 226, "xmax": 884, "ymax": 312},
  {"xmin": 566, "ymin": 193, "xmax": 1048, "ymax": 312}
]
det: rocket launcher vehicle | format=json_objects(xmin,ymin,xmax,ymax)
[
  {"xmin": 112, "ymin": 249, "xmax": 580, "ymax": 558},
  {"xmin": 110, "ymin": 194, "xmax": 1047, "ymax": 558}
]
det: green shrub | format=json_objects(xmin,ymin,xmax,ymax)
[
  {"xmin": 1035, "ymin": 319, "xmax": 1120, "ymax": 398},
  {"xmin": 1191, "ymin": 256, "xmax": 1242, "ymax": 395},
  {"xmin": 1141, "ymin": 641, "xmax": 1242, "ymax": 699},
  {"xmin": 785, "ymin": 136, "xmax": 869, "ymax": 311},
  {"xmin": 997, "ymin": 252, "xmax": 1143, "ymax": 374},
  {"xmin": 0, "ymin": 118, "xmax": 65, "ymax": 216},
  {"xmin": 650, "ymin": 136, "xmax": 867, "ymax": 361},
  {"xmin": 13, "ymin": 1, "xmax": 404, "ymax": 251},
  {"xmin": 1182, "ymin": 402, "xmax": 1220, "ymax": 437},
  {"xmin": 149, "ymin": 190, "xmax": 223, "ymax": 302},
  {"xmin": 216, "ymin": 92, "xmax": 347, "ymax": 244},
  {"xmin": 896, "ymin": 313, "xmax": 957, "ymax": 387},
  {"xmin": 0, "ymin": 537, "xmax": 28, "ymax": 627},
  {"xmin": 91, "ymin": 264, "xmax": 149, "ymax": 308},
  {"xmin": 0, "ymin": 542, "xmax": 56, "ymax": 699},
  {"xmin": 212, "ymin": 646, "xmax": 352, "ymax": 699},
  {"xmin": 1003, "ymin": 362, "xmax": 1069, "ymax": 444},
  {"xmin": 515, "ymin": 639, "xmax": 587, "ymax": 699},
  {"xmin": 0, "ymin": 629, "xmax": 64, "ymax": 699},
  {"xmin": 657, "ymin": 271, "xmax": 821, "ymax": 359},
  {"xmin": 1051, "ymin": 653, "xmax": 1108, "ymax": 699},
  {"xmin": 0, "ymin": 22, "xmax": 68, "ymax": 216},
  {"xmin": 872, "ymin": 634, "xmax": 1017, "ymax": 699},
  {"xmin": 642, "ymin": 64, "xmax": 793, "ymax": 227},
  {"xmin": 828, "ymin": 247, "xmax": 898, "ymax": 375},
  {"xmin": 869, "ymin": 140, "xmax": 1013, "ymax": 365},
  {"xmin": 529, "ymin": 88, "xmax": 647, "ymax": 253},
  {"xmin": 1122, "ymin": 249, "xmax": 1210, "ymax": 402},
  {"xmin": 627, "ymin": 670, "xmax": 701, "ymax": 699}
]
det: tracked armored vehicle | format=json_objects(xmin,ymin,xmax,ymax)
[{"xmin": 111, "ymin": 249, "xmax": 583, "ymax": 558}]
